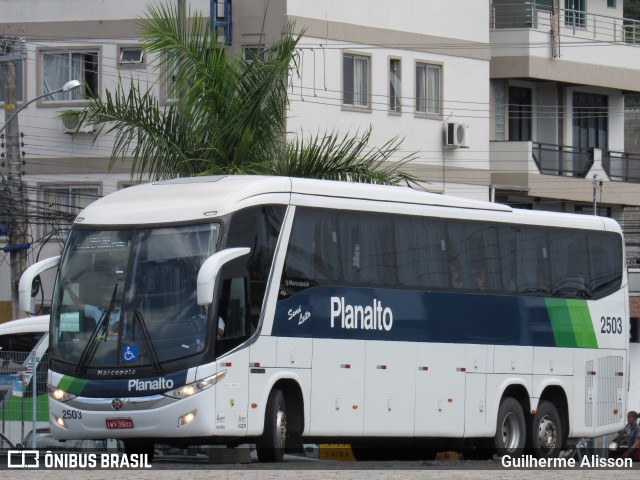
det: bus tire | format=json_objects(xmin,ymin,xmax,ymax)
[
  {"xmin": 256, "ymin": 388, "xmax": 287, "ymax": 462},
  {"xmin": 495, "ymin": 397, "xmax": 525, "ymax": 457},
  {"xmin": 530, "ymin": 400, "xmax": 562, "ymax": 459}
]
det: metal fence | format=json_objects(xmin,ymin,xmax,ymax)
[
  {"xmin": 0, "ymin": 350, "xmax": 49, "ymax": 448},
  {"xmin": 492, "ymin": 1, "xmax": 640, "ymax": 45},
  {"xmin": 532, "ymin": 142, "xmax": 593, "ymax": 177}
]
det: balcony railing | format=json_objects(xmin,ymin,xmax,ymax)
[
  {"xmin": 603, "ymin": 150, "xmax": 640, "ymax": 183},
  {"xmin": 532, "ymin": 142, "xmax": 593, "ymax": 177},
  {"xmin": 492, "ymin": 1, "xmax": 640, "ymax": 45}
]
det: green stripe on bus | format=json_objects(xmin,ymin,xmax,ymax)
[
  {"xmin": 545, "ymin": 298, "xmax": 577, "ymax": 347},
  {"xmin": 58, "ymin": 375, "xmax": 89, "ymax": 395},
  {"xmin": 545, "ymin": 298, "xmax": 597, "ymax": 348},
  {"xmin": 566, "ymin": 299, "xmax": 598, "ymax": 348}
]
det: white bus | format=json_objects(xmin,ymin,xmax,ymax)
[
  {"xmin": 0, "ymin": 315, "xmax": 50, "ymax": 444},
  {"xmin": 0, "ymin": 315, "xmax": 49, "ymax": 389},
  {"xmin": 19, "ymin": 176, "xmax": 628, "ymax": 461}
]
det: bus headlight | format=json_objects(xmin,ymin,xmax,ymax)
[
  {"xmin": 178, "ymin": 410, "xmax": 196, "ymax": 428},
  {"xmin": 48, "ymin": 385, "xmax": 77, "ymax": 402},
  {"xmin": 609, "ymin": 441, "xmax": 618, "ymax": 451},
  {"xmin": 163, "ymin": 371, "xmax": 226, "ymax": 399}
]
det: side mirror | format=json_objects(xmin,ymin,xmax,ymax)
[
  {"xmin": 197, "ymin": 248, "xmax": 250, "ymax": 306},
  {"xmin": 18, "ymin": 256, "xmax": 61, "ymax": 314}
]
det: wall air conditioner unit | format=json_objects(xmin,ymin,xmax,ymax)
[
  {"xmin": 60, "ymin": 113, "xmax": 96, "ymax": 134},
  {"xmin": 444, "ymin": 122, "xmax": 470, "ymax": 148}
]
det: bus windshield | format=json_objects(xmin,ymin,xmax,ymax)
[{"xmin": 50, "ymin": 223, "xmax": 219, "ymax": 371}]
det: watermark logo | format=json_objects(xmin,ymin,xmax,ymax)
[
  {"xmin": 8, "ymin": 450, "xmax": 39, "ymax": 468},
  {"xmin": 7, "ymin": 451, "xmax": 151, "ymax": 469}
]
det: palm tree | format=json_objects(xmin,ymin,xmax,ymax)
[{"xmin": 75, "ymin": 3, "xmax": 417, "ymax": 184}]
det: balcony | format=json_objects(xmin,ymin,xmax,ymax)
[
  {"xmin": 603, "ymin": 150, "xmax": 640, "ymax": 183},
  {"xmin": 492, "ymin": 2, "xmax": 640, "ymax": 45},
  {"xmin": 532, "ymin": 143, "xmax": 593, "ymax": 177},
  {"xmin": 490, "ymin": 2, "xmax": 640, "ymax": 91},
  {"xmin": 491, "ymin": 141, "xmax": 640, "ymax": 205},
  {"xmin": 490, "ymin": 140, "xmax": 593, "ymax": 177}
]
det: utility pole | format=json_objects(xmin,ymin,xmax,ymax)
[
  {"xmin": 592, "ymin": 174, "xmax": 603, "ymax": 216},
  {"xmin": 1, "ymin": 37, "xmax": 28, "ymax": 319}
]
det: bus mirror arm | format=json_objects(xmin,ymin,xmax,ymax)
[
  {"xmin": 196, "ymin": 247, "xmax": 251, "ymax": 306},
  {"xmin": 18, "ymin": 256, "xmax": 61, "ymax": 314}
]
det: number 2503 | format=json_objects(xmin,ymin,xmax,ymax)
[{"xmin": 600, "ymin": 316, "xmax": 623, "ymax": 334}]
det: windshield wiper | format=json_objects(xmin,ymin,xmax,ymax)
[
  {"xmin": 132, "ymin": 310, "xmax": 163, "ymax": 374},
  {"xmin": 75, "ymin": 285, "xmax": 117, "ymax": 375}
]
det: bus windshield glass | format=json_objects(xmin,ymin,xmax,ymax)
[{"xmin": 50, "ymin": 223, "xmax": 219, "ymax": 370}]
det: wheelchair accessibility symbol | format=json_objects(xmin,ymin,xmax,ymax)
[{"xmin": 122, "ymin": 345, "xmax": 138, "ymax": 362}]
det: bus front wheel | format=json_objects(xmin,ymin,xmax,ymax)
[
  {"xmin": 530, "ymin": 400, "xmax": 562, "ymax": 459},
  {"xmin": 256, "ymin": 388, "xmax": 287, "ymax": 462},
  {"xmin": 495, "ymin": 397, "xmax": 525, "ymax": 457}
]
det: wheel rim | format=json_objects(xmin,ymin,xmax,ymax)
[
  {"xmin": 501, "ymin": 411, "xmax": 522, "ymax": 451},
  {"xmin": 537, "ymin": 415, "xmax": 558, "ymax": 453},
  {"xmin": 276, "ymin": 406, "xmax": 287, "ymax": 448}
]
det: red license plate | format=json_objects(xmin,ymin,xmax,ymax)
[{"xmin": 106, "ymin": 418, "xmax": 134, "ymax": 429}]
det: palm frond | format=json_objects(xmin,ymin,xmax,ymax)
[{"xmin": 275, "ymin": 128, "xmax": 419, "ymax": 185}]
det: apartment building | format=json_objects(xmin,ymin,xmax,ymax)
[{"xmin": 2, "ymin": 0, "xmax": 640, "ymax": 321}]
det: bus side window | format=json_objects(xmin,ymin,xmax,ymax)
[
  {"xmin": 282, "ymin": 208, "xmax": 340, "ymax": 293},
  {"xmin": 339, "ymin": 212, "xmax": 396, "ymax": 287},
  {"xmin": 395, "ymin": 216, "xmax": 447, "ymax": 289},
  {"xmin": 217, "ymin": 277, "xmax": 249, "ymax": 339}
]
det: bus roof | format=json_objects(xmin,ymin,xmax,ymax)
[
  {"xmin": 0, "ymin": 316, "xmax": 49, "ymax": 336},
  {"xmin": 75, "ymin": 176, "xmax": 511, "ymax": 226},
  {"xmin": 72, "ymin": 175, "xmax": 620, "ymax": 233}
]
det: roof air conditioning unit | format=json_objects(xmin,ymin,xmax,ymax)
[
  {"xmin": 60, "ymin": 113, "xmax": 96, "ymax": 134},
  {"xmin": 444, "ymin": 122, "xmax": 469, "ymax": 148}
]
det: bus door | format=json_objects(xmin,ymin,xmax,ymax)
[
  {"xmin": 214, "ymin": 273, "xmax": 251, "ymax": 436},
  {"xmin": 414, "ymin": 343, "xmax": 465, "ymax": 437}
]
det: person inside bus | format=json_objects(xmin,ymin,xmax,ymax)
[
  {"xmin": 473, "ymin": 268, "xmax": 489, "ymax": 290},
  {"xmin": 449, "ymin": 263, "xmax": 462, "ymax": 289},
  {"xmin": 64, "ymin": 282, "xmax": 120, "ymax": 336},
  {"xmin": 192, "ymin": 305, "xmax": 225, "ymax": 338},
  {"xmin": 621, "ymin": 410, "xmax": 640, "ymax": 461}
]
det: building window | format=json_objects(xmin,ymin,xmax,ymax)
[
  {"xmin": 119, "ymin": 47, "xmax": 144, "ymax": 66},
  {"xmin": 0, "ymin": 59, "xmax": 24, "ymax": 103},
  {"xmin": 565, "ymin": 0, "xmax": 586, "ymax": 28},
  {"xmin": 163, "ymin": 51, "xmax": 179, "ymax": 103},
  {"xmin": 494, "ymin": 81, "xmax": 506, "ymax": 141},
  {"xmin": 607, "ymin": 0, "xmax": 616, "ymax": 8},
  {"xmin": 389, "ymin": 58, "xmax": 401, "ymax": 112},
  {"xmin": 573, "ymin": 92, "xmax": 608, "ymax": 150},
  {"xmin": 41, "ymin": 50, "xmax": 99, "ymax": 101},
  {"xmin": 415, "ymin": 63, "xmax": 441, "ymax": 115},
  {"xmin": 343, "ymin": 53, "xmax": 369, "ymax": 108},
  {"xmin": 243, "ymin": 46, "xmax": 264, "ymax": 62},
  {"xmin": 508, "ymin": 86, "xmax": 532, "ymax": 141},
  {"xmin": 42, "ymin": 185, "xmax": 100, "ymax": 236}
]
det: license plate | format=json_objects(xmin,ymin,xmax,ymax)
[{"xmin": 106, "ymin": 418, "xmax": 134, "ymax": 429}]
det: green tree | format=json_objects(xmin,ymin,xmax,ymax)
[{"xmin": 74, "ymin": 3, "xmax": 417, "ymax": 184}]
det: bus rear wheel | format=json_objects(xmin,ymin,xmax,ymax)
[
  {"xmin": 256, "ymin": 388, "xmax": 287, "ymax": 462},
  {"xmin": 530, "ymin": 400, "xmax": 562, "ymax": 459},
  {"xmin": 495, "ymin": 397, "xmax": 525, "ymax": 457}
]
